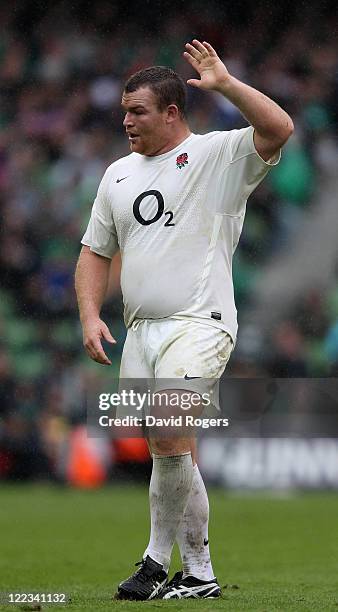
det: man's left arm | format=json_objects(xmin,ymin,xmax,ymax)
[{"xmin": 184, "ymin": 39, "xmax": 294, "ymax": 161}]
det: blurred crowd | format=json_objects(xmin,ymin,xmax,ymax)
[{"xmin": 0, "ymin": 0, "xmax": 338, "ymax": 480}]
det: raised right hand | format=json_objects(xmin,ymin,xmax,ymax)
[{"xmin": 183, "ymin": 39, "xmax": 230, "ymax": 92}]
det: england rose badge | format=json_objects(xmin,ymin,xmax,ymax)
[{"xmin": 176, "ymin": 152, "xmax": 188, "ymax": 169}]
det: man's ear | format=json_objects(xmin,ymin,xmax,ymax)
[{"xmin": 166, "ymin": 104, "xmax": 180, "ymax": 123}]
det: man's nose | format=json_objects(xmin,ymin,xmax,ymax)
[{"xmin": 123, "ymin": 113, "xmax": 134, "ymax": 127}]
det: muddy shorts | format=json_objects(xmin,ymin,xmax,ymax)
[{"xmin": 118, "ymin": 318, "xmax": 233, "ymax": 416}]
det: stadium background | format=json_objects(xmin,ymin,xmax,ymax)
[
  {"xmin": 1, "ymin": 2, "xmax": 338, "ymax": 610},
  {"xmin": 0, "ymin": 0, "xmax": 337, "ymax": 482}
]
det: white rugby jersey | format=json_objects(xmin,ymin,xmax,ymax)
[{"xmin": 82, "ymin": 126, "xmax": 280, "ymax": 344}]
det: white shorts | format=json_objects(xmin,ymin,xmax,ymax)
[{"xmin": 119, "ymin": 319, "xmax": 233, "ymax": 410}]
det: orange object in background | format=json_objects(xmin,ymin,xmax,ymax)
[
  {"xmin": 114, "ymin": 437, "xmax": 150, "ymax": 463},
  {"xmin": 67, "ymin": 426, "xmax": 108, "ymax": 488}
]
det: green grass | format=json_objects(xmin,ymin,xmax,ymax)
[{"xmin": 0, "ymin": 485, "xmax": 338, "ymax": 611}]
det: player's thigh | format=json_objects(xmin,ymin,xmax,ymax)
[
  {"xmin": 119, "ymin": 325, "xmax": 152, "ymax": 378},
  {"xmin": 155, "ymin": 321, "xmax": 233, "ymax": 382},
  {"xmin": 118, "ymin": 324, "xmax": 154, "ymax": 421},
  {"xmin": 154, "ymin": 322, "xmax": 233, "ymax": 420}
]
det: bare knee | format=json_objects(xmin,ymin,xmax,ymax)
[{"xmin": 149, "ymin": 437, "xmax": 191, "ymax": 456}]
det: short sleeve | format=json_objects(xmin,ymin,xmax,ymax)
[
  {"xmin": 213, "ymin": 126, "xmax": 281, "ymax": 215},
  {"xmin": 81, "ymin": 170, "xmax": 119, "ymax": 259},
  {"xmin": 227, "ymin": 125, "xmax": 280, "ymax": 198}
]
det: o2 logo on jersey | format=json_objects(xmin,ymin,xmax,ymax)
[{"xmin": 133, "ymin": 190, "xmax": 175, "ymax": 227}]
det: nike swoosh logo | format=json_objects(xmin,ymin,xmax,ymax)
[
  {"xmin": 184, "ymin": 375, "xmax": 201, "ymax": 380},
  {"xmin": 204, "ymin": 538, "xmax": 209, "ymax": 546},
  {"xmin": 116, "ymin": 176, "xmax": 129, "ymax": 183}
]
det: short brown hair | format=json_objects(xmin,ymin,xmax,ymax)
[{"xmin": 124, "ymin": 66, "xmax": 187, "ymax": 118}]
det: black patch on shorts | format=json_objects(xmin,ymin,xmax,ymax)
[{"xmin": 211, "ymin": 311, "xmax": 222, "ymax": 320}]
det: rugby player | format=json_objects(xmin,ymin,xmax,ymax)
[{"xmin": 75, "ymin": 40, "xmax": 293, "ymax": 600}]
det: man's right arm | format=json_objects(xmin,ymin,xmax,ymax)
[{"xmin": 75, "ymin": 246, "xmax": 116, "ymax": 365}]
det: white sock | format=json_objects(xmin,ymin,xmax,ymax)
[
  {"xmin": 143, "ymin": 453, "xmax": 194, "ymax": 574},
  {"xmin": 176, "ymin": 464, "xmax": 215, "ymax": 581}
]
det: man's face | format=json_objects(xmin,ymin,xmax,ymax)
[{"xmin": 122, "ymin": 87, "xmax": 170, "ymax": 156}]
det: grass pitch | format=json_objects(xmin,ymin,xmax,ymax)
[{"xmin": 0, "ymin": 484, "xmax": 337, "ymax": 611}]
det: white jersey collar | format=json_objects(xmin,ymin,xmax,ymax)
[{"xmin": 138, "ymin": 133, "xmax": 195, "ymax": 163}]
